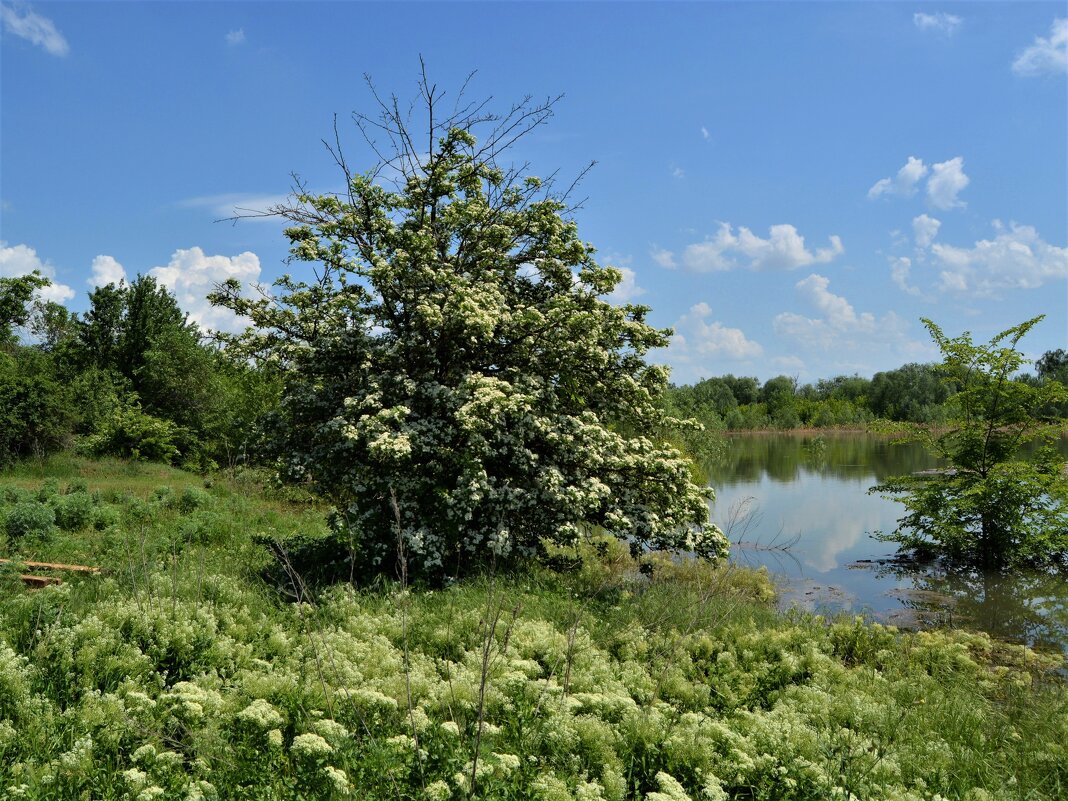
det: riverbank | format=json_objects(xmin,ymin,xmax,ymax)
[{"xmin": 1, "ymin": 457, "xmax": 1065, "ymax": 800}]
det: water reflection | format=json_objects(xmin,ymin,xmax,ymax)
[
  {"xmin": 868, "ymin": 560, "xmax": 1068, "ymax": 653},
  {"xmin": 709, "ymin": 433, "xmax": 1068, "ymax": 653}
]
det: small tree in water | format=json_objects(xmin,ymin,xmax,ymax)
[
  {"xmin": 872, "ymin": 316, "xmax": 1068, "ymax": 569},
  {"xmin": 211, "ymin": 73, "xmax": 725, "ymax": 581}
]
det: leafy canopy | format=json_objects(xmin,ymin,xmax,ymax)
[
  {"xmin": 211, "ymin": 76, "xmax": 724, "ymax": 580},
  {"xmin": 872, "ymin": 316, "xmax": 1068, "ymax": 569}
]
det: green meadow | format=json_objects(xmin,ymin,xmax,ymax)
[{"xmin": 0, "ymin": 456, "xmax": 1064, "ymax": 801}]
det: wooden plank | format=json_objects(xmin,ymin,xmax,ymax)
[
  {"xmin": 19, "ymin": 574, "xmax": 62, "ymax": 588},
  {"xmin": 0, "ymin": 559, "xmax": 100, "ymax": 574}
]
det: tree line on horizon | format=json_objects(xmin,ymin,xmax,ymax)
[
  {"xmin": 664, "ymin": 353, "xmax": 1068, "ymax": 434},
  {"xmin": 3, "ymin": 268, "xmax": 1067, "ymax": 472}
]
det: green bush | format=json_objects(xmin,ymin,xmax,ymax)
[
  {"xmin": 177, "ymin": 486, "xmax": 211, "ymax": 513},
  {"xmin": 36, "ymin": 478, "xmax": 60, "ymax": 503},
  {"xmin": 64, "ymin": 478, "xmax": 89, "ymax": 495},
  {"xmin": 151, "ymin": 486, "xmax": 175, "ymax": 507},
  {"xmin": 78, "ymin": 405, "xmax": 181, "ymax": 463},
  {"xmin": 177, "ymin": 510, "xmax": 225, "ymax": 545},
  {"xmin": 4, "ymin": 501, "xmax": 57, "ymax": 540},
  {"xmin": 2, "ymin": 486, "xmax": 31, "ymax": 505},
  {"xmin": 90, "ymin": 504, "xmax": 121, "ymax": 531},
  {"xmin": 52, "ymin": 492, "xmax": 95, "ymax": 531}
]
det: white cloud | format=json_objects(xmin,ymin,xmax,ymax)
[
  {"xmin": 867, "ymin": 156, "xmax": 928, "ymax": 200},
  {"xmin": 671, "ymin": 165, "xmax": 685, "ymax": 179},
  {"xmin": 88, "ymin": 255, "xmax": 127, "ymax": 288},
  {"xmin": 773, "ymin": 274, "xmax": 913, "ymax": 354},
  {"xmin": 912, "ymin": 214, "xmax": 941, "ymax": 248},
  {"xmin": 868, "ymin": 155, "xmax": 969, "ymax": 210},
  {"xmin": 225, "ymin": 28, "xmax": 246, "ymax": 46},
  {"xmin": 700, "ymin": 126, "xmax": 710, "ymax": 141},
  {"xmin": 795, "ymin": 273, "xmax": 867, "ymax": 328},
  {"xmin": 889, "ymin": 256, "xmax": 923, "ymax": 297},
  {"xmin": 926, "ymin": 157, "xmax": 969, "ymax": 209},
  {"xmin": 932, "ymin": 221, "xmax": 1068, "ymax": 294},
  {"xmin": 681, "ymin": 222, "xmax": 843, "ymax": 272},
  {"xmin": 662, "ymin": 302, "xmax": 763, "ymax": 382},
  {"xmin": 148, "ymin": 247, "xmax": 262, "ymax": 333},
  {"xmin": 1012, "ymin": 18, "xmax": 1068, "ymax": 76},
  {"xmin": 179, "ymin": 192, "xmax": 290, "ymax": 222},
  {"xmin": 650, "ymin": 246, "xmax": 677, "ymax": 270},
  {"xmin": 913, "ymin": 12, "xmax": 962, "ymax": 35},
  {"xmin": 605, "ymin": 267, "xmax": 646, "ymax": 304},
  {"xmin": 0, "ymin": 241, "xmax": 75, "ymax": 304},
  {"xmin": 0, "ymin": 2, "xmax": 68, "ymax": 56}
]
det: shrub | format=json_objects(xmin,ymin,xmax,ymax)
[
  {"xmin": 52, "ymin": 492, "xmax": 95, "ymax": 531},
  {"xmin": 64, "ymin": 478, "xmax": 89, "ymax": 495},
  {"xmin": 90, "ymin": 504, "xmax": 121, "ymax": 531},
  {"xmin": 78, "ymin": 405, "xmax": 182, "ymax": 464},
  {"xmin": 36, "ymin": 478, "xmax": 60, "ymax": 502},
  {"xmin": 177, "ymin": 486, "xmax": 211, "ymax": 514},
  {"xmin": 5, "ymin": 501, "xmax": 57, "ymax": 541}
]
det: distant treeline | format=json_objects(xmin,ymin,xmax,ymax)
[
  {"xmin": 4, "ymin": 269, "xmax": 1067, "ymax": 468},
  {"xmin": 1, "ymin": 272, "xmax": 279, "ymax": 469},
  {"xmin": 663, "ymin": 355, "xmax": 1068, "ymax": 432}
]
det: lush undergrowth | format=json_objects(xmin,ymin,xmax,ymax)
[{"xmin": 0, "ymin": 457, "xmax": 1065, "ymax": 800}]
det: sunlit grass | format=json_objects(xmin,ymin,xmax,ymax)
[{"xmin": 0, "ymin": 458, "xmax": 1064, "ymax": 800}]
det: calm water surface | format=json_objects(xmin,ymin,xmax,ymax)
[{"xmin": 708, "ymin": 433, "xmax": 1068, "ymax": 654}]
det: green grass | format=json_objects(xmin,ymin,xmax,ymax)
[{"xmin": 0, "ymin": 455, "xmax": 1064, "ymax": 800}]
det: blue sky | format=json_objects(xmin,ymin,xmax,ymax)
[{"xmin": 2, "ymin": 2, "xmax": 1065, "ymax": 383}]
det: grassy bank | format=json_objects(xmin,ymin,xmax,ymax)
[{"xmin": 0, "ymin": 457, "xmax": 1065, "ymax": 800}]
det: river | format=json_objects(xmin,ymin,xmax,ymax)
[{"xmin": 708, "ymin": 432, "xmax": 1068, "ymax": 654}]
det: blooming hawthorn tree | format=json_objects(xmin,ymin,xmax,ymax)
[{"xmin": 211, "ymin": 74, "xmax": 725, "ymax": 580}]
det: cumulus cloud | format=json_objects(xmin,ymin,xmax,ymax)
[
  {"xmin": 1012, "ymin": 18, "xmax": 1067, "ymax": 76},
  {"xmin": 605, "ymin": 267, "xmax": 646, "ymax": 304},
  {"xmin": 868, "ymin": 156, "xmax": 969, "ymax": 210},
  {"xmin": 677, "ymin": 223, "xmax": 843, "ymax": 272},
  {"xmin": 149, "ymin": 247, "xmax": 262, "ymax": 333},
  {"xmin": 932, "ymin": 221, "xmax": 1068, "ymax": 294},
  {"xmin": 889, "ymin": 256, "xmax": 924, "ymax": 297},
  {"xmin": 650, "ymin": 246, "xmax": 677, "ymax": 270},
  {"xmin": 661, "ymin": 302, "xmax": 763, "ymax": 383},
  {"xmin": 926, "ymin": 157, "xmax": 969, "ymax": 209},
  {"xmin": 913, "ymin": 12, "xmax": 962, "ymax": 35},
  {"xmin": 773, "ymin": 273, "xmax": 912, "ymax": 354},
  {"xmin": 867, "ymin": 156, "xmax": 928, "ymax": 200},
  {"xmin": 0, "ymin": 241, "xmax": 75, "ymax": 304},
  {"xmin": 0, "ymin": 2, "xmax": 68, "ymax": 56},
  {"xmin": 225, "ymin": 28, "xmax": 245, "ymax": 46},
  {"xmin": 700, "ymin": 126, "xmax": 710, "ymax": 141},
  {"xmin": 88, "ymin": 255, "xmax": 127, "ymax": 288},
  {"xmin": 912, "ymin": 214, "xmax": 941, "ymax": 248}
]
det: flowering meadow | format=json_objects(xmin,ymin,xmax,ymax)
[{"xmin": 0, "ymin": 457, "xmax": 1065, "ymax": 800}]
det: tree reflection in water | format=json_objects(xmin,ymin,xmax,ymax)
[{"xmin": 864, "ymin": 558, "xmax": 1068, "ymax": 654}]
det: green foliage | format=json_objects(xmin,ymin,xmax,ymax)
[
  {"xmin": 51, "ymin": 491, "xmax": 94, "ymax": 531},
  {"xmin": 872, "ymin": 316, "xmax": 1068, "ymax": 568},
  {"xmin": 869, "ymin": 363, "xmax": 951, "ymax": 423},
  {"xmin": 4, "ymin": 500, "xmax": 57, "ymax": 540},
  {"xmin": 78, "ymin": 405, "xmax": 182, "ymax": 464},
  {"xmin": 0, "ymin": 349, "xmax": 76, "ymax": 465},
  {"xmin": 177, "ymin": 485, "xmax": 212, "ymax": 513},
  {"xmin": 0, "ymin": 271, "xmax": 49, "ymax": 343},
  {"xmin": 0, "ymin": 461, "xmax": 1065, "ymax": 801},
  {"xmin": 211, "ymin": 83, "xmax": 723, "ymax": 580}
]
